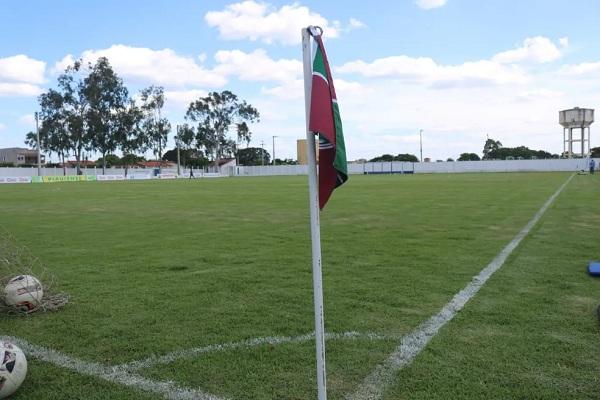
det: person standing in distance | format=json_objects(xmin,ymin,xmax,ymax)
[{"xmin": 590, "ymin": 158, "xmax": 596, "ymax": 175}]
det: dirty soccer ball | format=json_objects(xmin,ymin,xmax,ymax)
[
  {"xmin": 0, "ymin": 341, "xmax": 27, "ymax": 399},
  {"xmin": 3, "ymin": 275, "xmax": 44, "ymax": 312}
]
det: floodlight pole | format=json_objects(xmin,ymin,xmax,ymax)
[
  {"xmin": 260, "ymin": 140, "xmax": 265, "ymax": 166},
  {"xmin": 419, "ymin": 129, "xmax": 423, "ymax": 162},
  {"xmin": 175, "ymin": 125, "xmax": 181, "ymax": 176},
  {"xmin": 302, "ymin": 26, "xmax": 328, "ymax": 400},
  {"xmin": 272, "ymin": 135, "xmax": 278, "ymax": 165},
  {"xmin": 35, "ymin": 112, "xmax": 41, "ymax": 176}
]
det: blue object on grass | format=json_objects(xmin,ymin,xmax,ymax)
[{"xmin": 588, "ymin": 262, "xmax": 600, "ymax": 276}]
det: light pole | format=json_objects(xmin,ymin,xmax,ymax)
[
  {"xmin": 419, "ymin": 129, "xmax": 423, "ymax": 162},
  {"xmin": 175, "ymin": 125, "xmax": 181, "ymax": 176},
  {"xmin": 260, "ymin": 140, "xmax": 265, "ymax": 166},
  {"xmin": 272, "ymin": 135, "xmax": 278, "ymax": 165},
  {"xmin": 35, "ymin": 112, "xmax": 41, "ymax": 176}
]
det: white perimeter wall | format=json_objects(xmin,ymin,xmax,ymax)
[
  {"xmin": 0, "ymin": 159, "xmax": 598, "ymax": 178},
  {"xmin": 230, "ymin": 158, "xmax": 598, "ymax": 176},
  {"xmin": 0, "ymin": 166, "xmax": 205, "ymax": 177}
]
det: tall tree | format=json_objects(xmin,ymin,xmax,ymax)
[
  {"xmin": 458, "ymin": 153, "xmax": 481, "ymax": 161},
  {"xmin": 185, "ymin": 91, "xmax": 259, "ymax": 169},
  {"xmin": 483, "ymin": 138, "xmax": 502, "ymax": 160},
  {"xmin": 84, "ymin": 57, "xmax": 131, "ymax": 174},
  {"xmin": 237, "ymin": 147, "xmax": 270, "ymax": 166},
  {"xmin": 34, "ymin": 61, "xmax": 91, "ymax": 174},
  {"xmin": 140, "ymin": 86, "xmax": 170, "ymax": 167},
  {"xmin": 116, "ymin": 100, "xmax": 147, "ymax": 177}
]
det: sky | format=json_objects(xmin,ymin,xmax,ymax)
[{"xmin": 1, "ymin": 0, "xmax": 600, "ymax": 162}]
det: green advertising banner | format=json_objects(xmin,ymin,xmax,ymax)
[{"xmin": 41, "ymin": 175, "xmax": 96, "ymax": 183}]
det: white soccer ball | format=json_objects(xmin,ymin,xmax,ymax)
[
  {"xmin": 0, "ymin": 341, "xmax": 27, "ymax": 399},
  {"xmin": 3, "ymin": 275, "xmax": 43, "ymax": 312}
]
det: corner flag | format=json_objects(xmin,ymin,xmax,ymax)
[
  {"xmin": 302, "ymin": 25, "xmax": 349, "ymax": 400},
  {"xmin": 308, "ymin": 28, "xmax": 348, "ymax": 209}
]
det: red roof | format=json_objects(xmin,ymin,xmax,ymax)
[
  {"xmin": 61, "ymin": 160, "xmax": 96, "ymax": 167},
  {"xmin": 143, "ymin": 160, "xmax": 176, "ymax": 168}
]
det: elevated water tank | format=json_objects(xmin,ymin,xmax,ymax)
[
  {"xmin": 559, "ymin": 107, "xmax": 593, "ymax": 158},
  {"xmin": 559, "ymin": 107, "xmax": 594, "ymax": 128}
]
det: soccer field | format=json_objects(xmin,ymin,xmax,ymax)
[{"xmin": 0, "ymin": 172, "xmax": 599, "ymax": 399}]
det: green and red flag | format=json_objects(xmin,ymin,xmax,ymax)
[{"xmin": 308, "ymin": 30, "xmax": 348, "ymax": 209}]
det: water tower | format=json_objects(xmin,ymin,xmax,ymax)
[{"xmin": 559, "ymin": 107, "xmax": 593, "ymax": 158}]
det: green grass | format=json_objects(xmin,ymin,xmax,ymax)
[{"xmin": 0, "ymin": 172, "xmax": 597, "ymax": 399}]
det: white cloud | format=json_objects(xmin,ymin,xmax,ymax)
[
  {"xmin": 348, "ymin": 18, "xmax": 366, "ymax": 30},
  {"xmin": 415, "ymin": 0, "xmax": 447, "ymax": 10},
  {"xmin": 335, "ymin": 37, "xmax": 565, "ymax": 89},
  {"xmin": 52, "ymin": 54, "xmax": 75, "ymax": 74},
  {"xmin": 560, "ymin": 61, "xmax": 600, "ymax": 76},
  {"xmin": 515, "ymin": 89, "xmax": 563, "ymax": 102},
  {"xmin": 0, "ymin": 55, "xmax": 46, "ymax": 96},
  {"xmin": 492, "ymin": 36, "xmax": 563, "ymax": 64},
  {"xmin": 164, "ymin": 89, "xmax": 208, "ymax": 108},
  {"xmin": 56, "ymin": 45, "xmax": 227, "ymax": 88},
  {"xmin": 18, "ymin": 114, "xmax": 36, "ymax": 127},
  {"xmin": 559, "ymin": 37, "xmax": 569, "ymax": 47},
  {"xmin": 0, "ymin": 123, "xmax": 5, "ymax": 131},
  {"xmin": 261, "ymin": 79, "xmax": 304, "ymax": 100},
  {"xmin": 54, "ymin": 46, "xmax": 311, "ymax": 101},
  {"xmin": 214, "ymin": 49, "xmax": 302, "ymax": 83},
  {"xmin": 0, "ymin": 55, "xmax": 46, "ymax": 84},
  {"xmin": 205, "ymin": 1, "xmax": 363, "ymax": 45},
  {"xmin": 0, "ymin": 82, "xmax": 44, "ymax": 97},
  {"xmin": 337, "ymin": 56, "xmax": 528, "ymax": 87}
]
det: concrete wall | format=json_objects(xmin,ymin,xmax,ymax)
[
  {"xmin": 0, "ymin": 166, "xmax": 209, "ymax": 178},
  {"xmin": 1, "ymin": 159, "xmax": 598, "ymax": 179},
  {"xmin": 231, "ymin": 158, "xmax": 598, "ymax": 176}
]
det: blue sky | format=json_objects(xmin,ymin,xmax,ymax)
[{"xmin": 1, "ymin": 0, "xmax": 600, "ymax": 161}]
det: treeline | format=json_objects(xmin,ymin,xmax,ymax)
[
  {"xmin": 482, "ymin": 139, "xmax": 558, "ymax": 160},
  {"xmin": 28, "ymin": 57, "xmax": 259, "ymax": 175},
  {"xmin": 369, "ymin": 153, "xmax": 419, "ymax": 162}
]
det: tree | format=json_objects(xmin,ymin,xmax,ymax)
[
  {"xmin": 482, "ymin": 138, "xmax": 502, "ymax": 159},
  {"xmin": 95, "ymin": 154, "xmax": 120, "ymax": 168},
  {"xmin": 369, "ymin": 154, "xmax": 394, "ymax": 162},
  {"xmin": 458, "ymin": 153, "xmax": 481, "ymax": 161},
  {"xmin": 447, "ymin": 157, "xmax": 454, "ymax": 162},
  {"xmin": 369, "ymin": 153, "xmax": 418, "ymax": 162},
  {"xmin": 84, "ymin": 57, "xmax": 131, "ymax": 174},
  {"xmin": 487, "ymin": 146, "xmax": 557, "ymax": 160},
  {"xmin": 162, "ymin": 147, "xmax": 208, "ymax": 168},
  {"xmin": 274, "ymin": 158, "xmax": 298, "ymax": 165},
  {"xmin": 140, "ymin": 86, "xmax": 170, "ymax": 166},
  {"xmin": 115, "ymin": 100, "xmax": 147, "ymax": 177},
  {"xmin": 590, "ymin": 147, "xmax": 600, "ymax": 158},
  {"xmin": 185, "ymin": 91, "xmax": 260, "ymax": 168},
  {"xmin": 395, "ymin": 153, "xmax": 419, "ymax": 162},
  {"xmin": 120, "ymin": 153, "xmax": 145, "ymax": 172},
  {"xmin": 237, "ymin": 147, "xmax": 270, "ymax": 166},
  {"xmin": 52, "ymin": 60, "xmax": 91, "ymax": 175}
]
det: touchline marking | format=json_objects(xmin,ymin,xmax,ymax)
[
  {"xmin": 1, "ymin": 336, "xmax": 227, "ymax": 400},
  {"xmin": 0, "ymin": 331, "xmax": 399, "ymax": 399},
  {"xmin": 120, "ymin": 331, "xmax": 400, "ymax": 372},
  {"xmin": 347, "ymin": 174, "xmax": 574, "ymax": 400}
]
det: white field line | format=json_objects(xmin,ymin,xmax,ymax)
[
  {"xmin": 1, "ymin": 336, "xmax": 226, "ymax": 400},
  {"xmin": 0, "ymin": 331, "xmax": 399, "ymax": 399},
  {"xmin": 347, "ymin": 173, "xmax": 574, "ymax": 400},
  {"xmin": 120, "ymin": 331, "xmax": 400, "ymax": 372}
]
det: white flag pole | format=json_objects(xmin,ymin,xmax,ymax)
[{"xmin": 302, "ymin": 27, "xmax": 327, "ymax": 400}]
